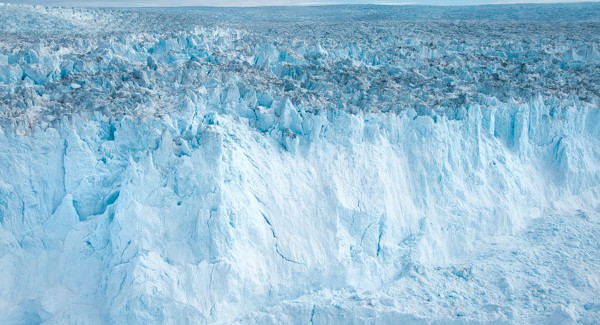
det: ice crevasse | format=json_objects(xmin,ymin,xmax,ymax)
[{"xmin": 0, "ymin": 3, "xmax": 599, "ymax": 324}]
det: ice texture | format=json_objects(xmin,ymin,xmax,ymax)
[{"xmin": 0, "ymin": 3, "xmax": 599, "ymax": 324}]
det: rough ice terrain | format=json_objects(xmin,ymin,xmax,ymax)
[{"xmin": 0, "ymin": 2, "xmax": 599, "ymax": 324}]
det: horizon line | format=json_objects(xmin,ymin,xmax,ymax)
[{"xmin": 0, "ymin": 0, "xmax": 599, "ymax": 9}]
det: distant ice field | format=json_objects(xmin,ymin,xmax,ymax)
[
  {"xmin": 0, "ymin": 3, "xmax": 599, "ymax": 324},
  {"xmin": 1, "ymin": 3, "xmax": 599, "ymax": 123}
]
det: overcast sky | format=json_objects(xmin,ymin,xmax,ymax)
[{"xmin": 1, "ymin": 0, "xmax": 595, "ymax": 6}]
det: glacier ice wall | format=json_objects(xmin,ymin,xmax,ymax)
[
  {"xmin": 0, "ymin": 3, "xmax": 599, "ymax": 324},
  {"xmin": 2, "ymin": 94, "xmax": 599, "ymax": 324}
]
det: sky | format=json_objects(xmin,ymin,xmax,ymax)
[{"xmin": 0, "ymin": 0, "xmax": 595, "ymax": 6}]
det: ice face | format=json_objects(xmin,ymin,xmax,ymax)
[{"xmin": 0, "ymin": 3, "xmax": 599, "ymax": 324}]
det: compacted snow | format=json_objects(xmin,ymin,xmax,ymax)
[{"xmin": 0, "ymin": 3, "xmax": 599, "ymax": 324}]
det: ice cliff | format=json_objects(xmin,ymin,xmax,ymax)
[{"xmin": 0, "ymin": 3, "xmax": 599, "ymax": 324}]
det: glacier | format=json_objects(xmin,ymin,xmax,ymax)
[{"xmin": 0, "ymin": 3, "xmax": 599, "ymax": 324}]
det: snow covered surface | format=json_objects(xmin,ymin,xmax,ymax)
[{"xmin": 0, "ymin": 3, "xmax": 599, "ymax": 324}]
